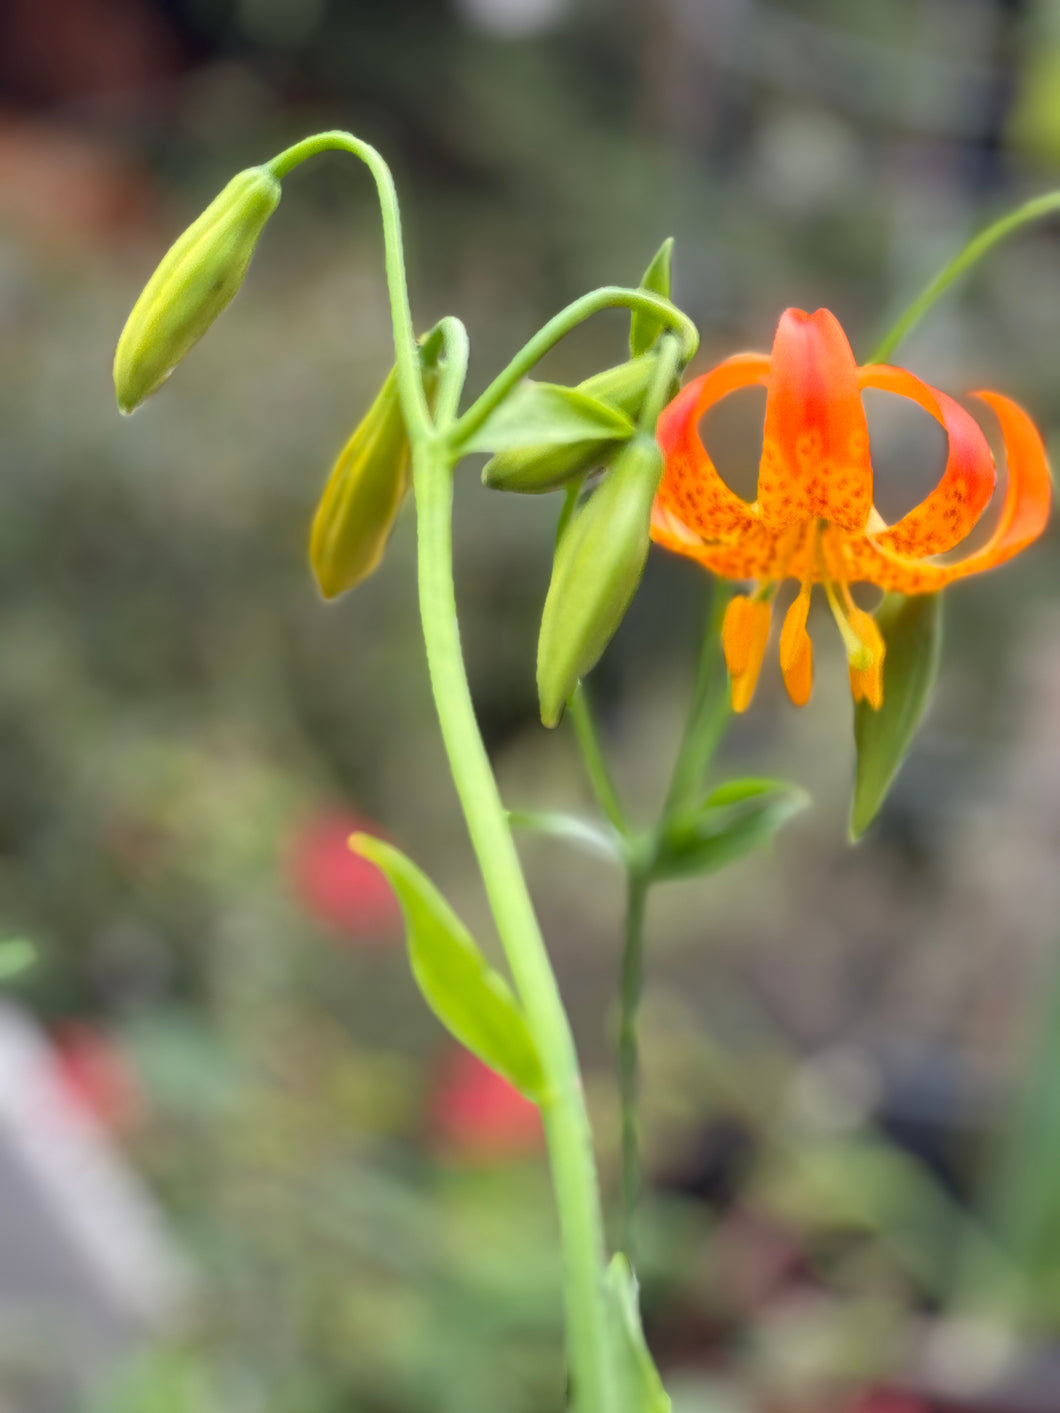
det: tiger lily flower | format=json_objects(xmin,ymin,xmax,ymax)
[{"xmin": 651, "ymin": 308, "xmax": 1051, "ymax": 711}]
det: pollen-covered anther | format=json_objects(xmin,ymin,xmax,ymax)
[
  {"xmin": 722, "ymin": 593, "xmax": 772, "ymax": 713},
  {"xmin": 846, "ymin": 607, "xmax": 886, "ymax": 710}
]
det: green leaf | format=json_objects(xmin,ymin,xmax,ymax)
[
  {"xmin": 654, "ymin": 778, "xmax": 808, "ymax": 882},
  {"xmin": 604, "ymin": 1254, "xmax": 671, "ymax": 1413},
  {"xmin": 630, "ymin": 238, "xmax": 674, "ymax": 358},
  {"xmin": 0, "ymin": 938, "xmax": 36, "ymax": 981},
  {"xmin": 466, "ymin": 381, "xmax": 635, "ymax": 453},
  {"xmin": 350, "ymin": 835, "xmax": 545, "ymax": 1099},
  {"xmin": 850, "ymin": 592, "xmax": 942, "ymax": 840},
  {"xmin": 508, "ymin": 809, "xmax": 623, "ymax": 864}
]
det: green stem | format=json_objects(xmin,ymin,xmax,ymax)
[
  {"xmin": 868, "ymin": 188, "xmax": 1060, "ymax": 364},
  {"xmin": 433, "ymin": 315, "xmax": 470, "ymax": 427},
  {"xmin": 452, "ymin": 288, "xmax": 699, "ymax": 450},
  {"xmin": 268, "ymin": 131, "xmax": 431, "ymax": 438},
  {"xmin": 618, "ymin": 866, "xmax": 649, "ymax": 1262},
  {"xmin": 272, "ymin": 131, "xmax": 612, "ymax": 1411},
  {"xmin": 413, "ymin": 441, "xmax": 612, "ymax": 1413},
  {"xmin": 569, "ymin": 685, "xmax": 628, "ymax": 835}
]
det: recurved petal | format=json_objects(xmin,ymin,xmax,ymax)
[
  {"xmin": 858, "ymin": 364, "xmax": 996, "ymax": 557},
  {"xmin": 758, "ymin": 308, "xmax": 873, "ymax": 532},
  {"xmin": 654, "ymin": 354, "xmax": 770, "ymax": 542},
  {"xmin": 837, "ymin": 389, "xmax": 1051, "ymax": 593}
]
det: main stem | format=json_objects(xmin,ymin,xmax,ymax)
[{"xmin": 413, "ymin": 440, "xmax": 611, "ymax": 1413}]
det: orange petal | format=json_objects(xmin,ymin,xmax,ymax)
[
  {"xmin": 847, "ymin": 608, "xmax": 885, "ymax": 709},
  {"xmin": 779, "ymin": 584, "xmax": 813, "ymax": 707},
  {"xmin": 858, "ymin": 365, "xmax": 996, "ymax": 556},
  {"xmin": 722, "ymin": 594, "xmax": 772, "ymax": 712},
  {"xmin": 651, "ymin": 504, "xmax": 798, "ymax": 580},
  {"xmin": 758, "ymin": 309, "xmax": 873, "ymax": 533},
  {"xmin": 653, "ymin": 353, "xmax": 770, "ymax": 546},
  {"xmin": 835, "ymin": 390, "xmax": 1051, "ymax": 593}
]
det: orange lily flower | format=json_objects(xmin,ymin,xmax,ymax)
[{"xmin": 651, "ymin": 308, "xmax": 1051, "ymax": 711}]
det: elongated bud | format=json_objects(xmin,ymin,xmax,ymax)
[
  {"xmin": 537, "ymin": 433, "xmax": 664, "ymax": 726},
  {"xmin": 310, "ymin": 369, "xmax": 409, "ymax": 598},
  {"xmin": 114, "ymin": 166, "xmax": 281, "ymax": 414},
  {"xmin": 483, "ymin": 356, "xmax": 657, "ymax": 495},
  {"xmin": 310, "ymin": 351, "xmax": 440, "ymax": 598}
]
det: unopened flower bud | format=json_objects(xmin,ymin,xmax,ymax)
[
  {"xmin": 483, "ymin": 356, "xmax": 657, "ymax": 495},
  {"xmin": 537, "ymin": 433, "xmax": 664, "ymax": 727},
  {"xmin": 114, "ymin": 166, "xmax": 281, "ymax": 414},
  {"xmin": 310, "ymin": 353, "xmax": 440, "ymax": 599}
]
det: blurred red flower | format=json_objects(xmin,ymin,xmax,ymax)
[
  {"xmin": 51, "ymin": 1022, "xmax": 142, "ymax": 1134},
  {"xmin": 287, "ymin": 809, "xmax": 401, "ymax": 943},
  {"xmin": 430, "ymin": 1048, "xmax": 543, "ymax": 1162}
]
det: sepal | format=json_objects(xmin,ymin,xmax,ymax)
[{"xmin": 653, "ymin": 777, "xmax": 808, "ymax": 881}]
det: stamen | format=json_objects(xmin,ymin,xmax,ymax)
[
  {"xmin": 722, "ymin": 591, "xmax": 773, "ymax": 712},
  {"xmin": 823, "ymin": 580, "xmax": 874, "ymax": 671},
  {"xmin": 779, "ymin": 582, "xmax": 813, "ymax": 707}
]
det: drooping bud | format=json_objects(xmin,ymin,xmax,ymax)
[
  {"xmin": 482, "ymin": 357, "xmax": 656, "ymax": 495},
  {"xmin": 310, "ymin": 350, "xmax": 440, "ymax": 599},
  {"xmin": 114, "ymin": 166, "xmax": 281, "ymax": 414},
  {"xmin": 537, "ymin": 433, "xmax": 664, "ymax": 727}
]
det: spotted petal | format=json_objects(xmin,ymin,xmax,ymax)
[
  {"xmin": 758, "ymin": 309, "xmax": 873, "ymax": 532},
  {"xmin": 837, "ymin": 390, "xmax": 1051, "ymax": 593},
  {"xmin": 858, "ymin": 364, "xmax": 996, "ymax": 557}
]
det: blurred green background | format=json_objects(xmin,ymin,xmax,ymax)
[{"xmin": 3, "ymin": 1, "xmax": 1060, "ymax": 1410}]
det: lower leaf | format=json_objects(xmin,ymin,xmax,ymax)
[{"xmin": 351, "ymin": 835, "xmax": 546, "ymax": 1100}]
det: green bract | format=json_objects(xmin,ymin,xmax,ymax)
[
  {"xmin": 113, "ymin": 166, "xmax": 281, "ymax": 414},
  {"xmin": 482, "ymin": 357, "xmax": 656, "ymax": 494},
  {"xmin": 629, "ymin": 238, "xmax": 674, "ymax": 358},
  {"xmin": 537, "ymin": 433, "xmax": 664, "ymax": 727}
]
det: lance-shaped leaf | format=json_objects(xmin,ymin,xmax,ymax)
[
  {"xmin": 466, "ymin": 381, "xmax": 634, "ymax": 454},
  {"xmin": 508, "ymin": 810, "xmax": 623, "ymax": 864},
  {"xmin": 629, "ymin": 238, "xmax": 674, "ymax": 358},
  {"xmin": 850, "ymin": 592, "xmax": 942, "ymax": 841},
  {"xmin": 653, "ymin": 777, "xmax": 808, "ymax": 881},
  {"xmin": 351, "ymin": 835, "xmax": 545, "ymax": 1099},
  {"xmin": 604, "ymin": 1254, "xmax": 671, "ymax": 1413}
]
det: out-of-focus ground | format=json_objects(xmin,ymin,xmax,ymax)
[{"xmin": 2, "ymin": 1, "xmax": 1060, "ymax": 1410}]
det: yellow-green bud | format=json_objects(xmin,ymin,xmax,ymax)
[
  {"xmin": 537, "ymin": 433, "xmax": 664, "ymax": 727},
  {"xmin": 482, "ymin": 356, "xmax": 657, "ymax": 495},
  {"xmin": 309, "ymin": 367, "xmax": 412, "ymax": 599},
  {"xmin": 114, "ymin": 166, "xmax": 281, "ymax": 414}
]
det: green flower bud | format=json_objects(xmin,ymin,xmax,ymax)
[
  {"xmin": 114, "ymin": 166, "xmax": 281, "ymax": 414},
  {"xmin": 537, "ymin": 433, "xmax": 664, "ymax": 727},
  {"xmin": 482, "ymin": 356, "xmax": 657, "ymax": 495},
  {"xmin": 310, "ymin": 368, "xmax": 411, "ymax": 599},
  {"xmin": 310, "ymin": 351, "xmax": 440, "ymax": 599}
]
